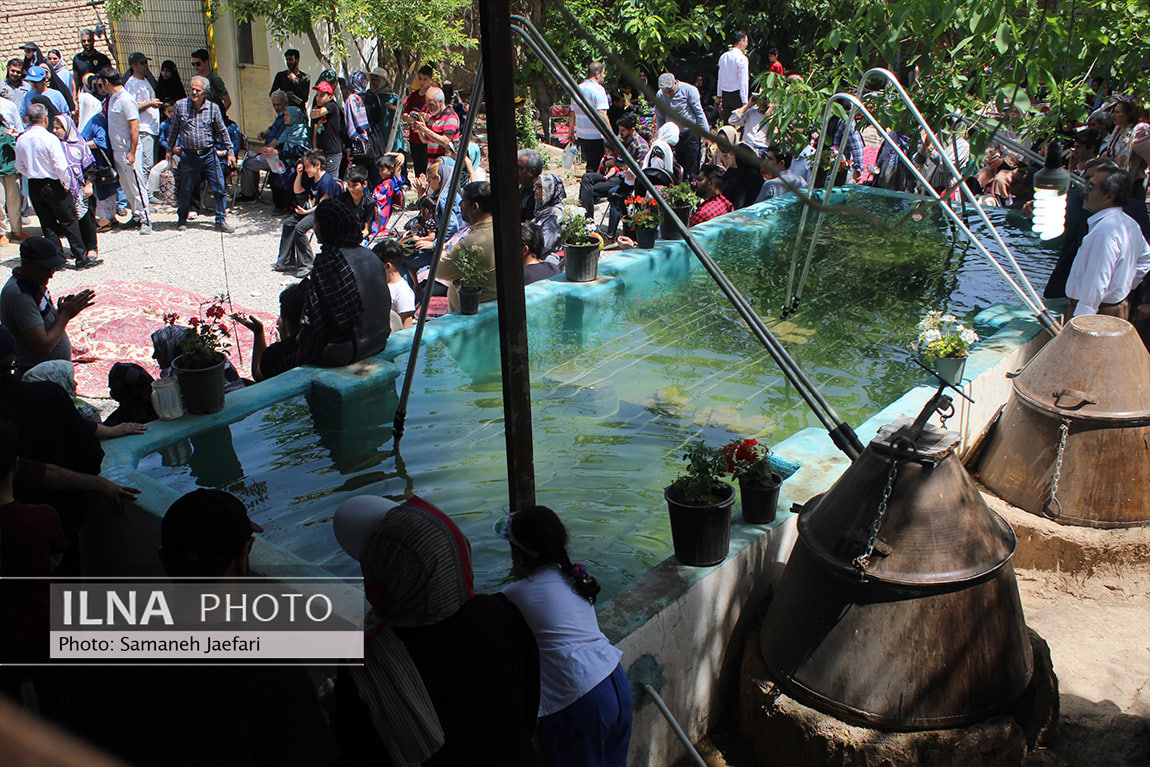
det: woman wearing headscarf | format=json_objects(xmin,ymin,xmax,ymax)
[
  {"xmin": 22, "ymin": 44, "xmax": 74, "ymax": 112},
  {"xmin": 332, "ymin": 495, "xmax": 542, "ymax": 766},
  {"xmin": 79, "ymin": 81, "xmax": 121, "ymax": 232},
  {"xmin": 268, "ymin": 106, "xmax": 311, "ymax": 213},
  {"xmin": 76, "ymin": 73, "xmax": 102, "ymax": 132},
  {"xmin": 531, "ymin": 172, "xmax": 567, "ymax": 261},
  {"xmin": 51, "ymin": 114, "xmax": 99, "ymax": 262},
  {"xmin": 154, "ymin": 60, "xmax": 186, "ymax": 105},
  {"xmin": 344, "ymin": 71, "xmax": 383, "ymax": 186},
  {"xmin": 22, "ymin": 360, "xmax": 100, "ymax": 423},
  {"xmin": 297, "ymin": 199, "xmax": 392, "ymax": 366}
]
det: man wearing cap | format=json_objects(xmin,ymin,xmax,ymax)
[
  {"xmin": 19, "ymin": 66, "xmax": 67, "ymax": 123},
  {"xmin": 125, "ymin": 54, "xmax": 162, "ymax": 181},
  {"xmin": 16, "ymin": 105, "xmax": 92, "ymax": 265},
  {"xmin": 168, "ymin": 75, "xmax": 235, "ymax": 232},
  {"xmin": 0, "ymin": 237, "xmax": 95, "ymax": 375},
  {"xmin": 655, "ymin": 73, "xmax": 708, "ymax": 181},
  {"xmin": 100, "ymin": 68, "xmax": 152, "ymax": 234},
  {"xmin": 72, "ymin": 30, "xmax": 111, "ymax": 104},
  {"xmin": 309, "ymin": 80, "xmax": 344, "ymax": 175},
  {"xmin": 269, "ymin": 48, "xmax": 310, "ymax": 108}
]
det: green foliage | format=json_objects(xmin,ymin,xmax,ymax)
[
  {"xmin": 667, "ymin": 441, "xmax": 729, "ymax": 505},
  {"xmin": 517, "ymin": 97, "xmax": 540, "ymax": 149},
  {"xmin": 450, "ymin": 244, "xmax": 489, "ymax": 290},
  {"xmin": 663, "ymin": 182, "xmax": 698, "ymax": 208},
  {"xmin": 559, "ymin": 204, "xmax": 597, "ymax": 245}
]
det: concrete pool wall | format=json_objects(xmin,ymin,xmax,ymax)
[{"xmin": 83, "ymin": 190, "xmax": 1053, "ymax": 764}]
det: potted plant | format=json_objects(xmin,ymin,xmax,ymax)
[
  {"xmin": 815, "ymin": 147, "xmax": 850, "ymax": 187},
  {"xmin": 166, "ymin": 300, "xmax": 231, "ymax": 415},
  {"xmin": 559, "ymin": 203, "xmax": 601, "ymax": 282},
  {"xmin": 661, "ymin": 182, "xmax": 697, "ymax": 240},
  {"xmin": 722, "ymin": 438, "xmax": 782, "ymax": 524},
  {"xmin": 915, "ymin": 310, "xmax": 979, "ymax": 385},
  {"xmin": 451, "ymin": 244, "xmax": 489, "ymax": 315},
  {"xmin": 664, "ymin": 441, "xmax": 736, "ymax": 566},
  {"xmin": 624, "ymin": 195, "xmax": 661, "ymax": 249}
]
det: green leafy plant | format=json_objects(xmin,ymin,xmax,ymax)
[
  {"xmin": 663, "ymin": 182, "xmax": 698, "ymax": 209},
  {"xmin": 517, "ymin": 96, "xmax": 540, "ymax": 150},
  {"xmin": 165, "ymin": 298, "xmax": 231, "ymax": 370},
  {"xmin": 721, "ymin": 438, "xmax": 779, "ymax": 487},
  {"xmin": 667, "ymin": 441, "xmax": 730, "ymax": 505},
  {"xmin": 915, "ymin": 310, "xmax": 979, "ymax": 362},
  {"xmin": 559, "ymin": 203, "xmax": 597, "ymax": 245},
  {"xmin": 450, "ymin": 244, "xmax": 489, "ymax": 291}
]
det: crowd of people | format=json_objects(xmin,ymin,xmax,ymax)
[{"xmin": 1, "ymin": 24, "xmax": 1149, "ymax": 766}]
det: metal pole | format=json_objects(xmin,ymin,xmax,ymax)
[
  {"xmin": 394, "ymin": 64, "xmax": 485, "ymax": 440},
  {"xmin": 480, "ymin": 0, "xmax": 536, "ymax": 511},
  {"xmin": 512, "ymin": 17, "xmax": 864, "ymax": 459}
]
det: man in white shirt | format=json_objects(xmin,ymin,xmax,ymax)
[
  {"xmin": 124, "ymin": 53, "xmax": 162, "ymax": 183},
  {"xmin": 99, "ymin": 68, "xmax": 152, "ymax": 234},
  {"xmin": 716, "ymin": 31, "xmax": 749, "ymax": 125},
  {"xmin": 1065, "ymin": 168, "xmax": 1150, "ymax": 318},
  {"xmin": 15, "ymin": 104, "xmax": 93, "ymax": 267},
  {"xmin": 570, "ymin": 62, "xmax": 609, "ymax": 175}
]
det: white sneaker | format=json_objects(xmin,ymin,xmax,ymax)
[
  {"xmin": 140, "ymin": 224, "xmax": 153, "ymax": 235},
  {"xmin": 188, "ymin": 211, "xmax": 199, "ymax": 220}
]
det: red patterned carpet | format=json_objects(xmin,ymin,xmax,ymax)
[{"xmin": 66, "ymin": 281, "xmax": 279, "ymax": 398}]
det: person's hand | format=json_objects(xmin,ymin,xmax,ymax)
[
  {"xmin": 295, "ymin": 205, "xmax": 307, "ymax": 215},
  {"xmin": 82, "ymin": 180, "xmax": 93, "ymax": 198},
  {"xmin": 127, "ymin": 150, "xmax": 136, "ymax": 165},
  {"xmin": 231, "ymin": 312, "xmax": 263, "ymax": 332},
  {"xmin": 59, "ymin": 289, "xmax": 96, "ymax": 318},
  {"xmin": 108, "ymin": 422, "xmax": 148, "ymax": 438},
  {"xmin": 296, "ymin": 162, "xmax": 304, "ymax": 172},
  {"xmin": 94, "ymin": 476, "xmax": 141, "ymax": 513},
  {"xmin": 615, "ymin": 235, "xmax": 636, "ymax": 249},
  {"xmin": 227, "ymin": 155, "xmax": 236, "ymax": 167}
]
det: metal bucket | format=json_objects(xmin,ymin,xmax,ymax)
[
  {"xmin": 760, "ymin": 420, "xmax": 1033, "ymax": 730},
  {"xmin": 564, "ymin": 243, "xmax": 600, "ymax": 282},
  {"xmin": 978, "ymin": 314, "xmax": 1150, "ymax": 527}
]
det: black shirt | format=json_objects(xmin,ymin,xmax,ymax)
[
  {"xmin": 72, "ymin": 49, "xmax": 112, "ymax": 82},
  {"xmin": 259, "ymin": 338, "xmax": 300, "ymax": 380},
  {"xmin": 312, "ymin": 100, "xmax": 344, "ymax": 156},
  {"xmin": 524, "ymin": 261, "xmax": 561, "ymax": 285},
  {"xmin": 270, "ymin": 69, "xmax": 310, "ymax": 107}
]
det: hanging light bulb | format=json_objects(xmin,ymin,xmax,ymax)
[{"xmin": 1031, "ymin": 143, "xmax": 1071, "ymax": 240}]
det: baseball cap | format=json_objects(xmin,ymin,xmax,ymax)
[
  {"xmin": 333, "ymin": 496, "xmax": 400, "ymax": 561},
  {"xmin": 20, "ymin": 42, "xmax": 37, "ymax": 51},
  {"xmin": 314, "ymin": 81, "xmax": 334, "ymax": 94},
  {"xmin": 20, "ymin": 236, "xmax": 66, "ymax": 268},
  {"xmin": 24, "ymin": 65, "xmax": 48, "ymax": 83},
  {"xmin": 161, "ymin": 489, "xmax": 264, "ymax": 569},
  {"xmin": 128, "ymin": 52, "xmax": 150, "ymax": 65},
  {"xmin": 658, "ymin": 73, "xmax": 676, "ymax": 89}
]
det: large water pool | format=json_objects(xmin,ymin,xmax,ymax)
[{"xmin": 137, "ymin": 191, "xmax": 1056, "ymax": 600}]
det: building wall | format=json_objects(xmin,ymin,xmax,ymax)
[{"xmin": 0, "ymin": 0, "xmax": 115, "ymax": 69}]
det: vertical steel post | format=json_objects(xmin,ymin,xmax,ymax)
[{"xmin": 478, "ymin": 0, "xmax": 536, "ymax": 511}]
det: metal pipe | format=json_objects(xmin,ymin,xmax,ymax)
[
  {"xmin": 480, "ymin": 0, "xmax": 536, "ymax": 512},
  {"xmin": 857, "ymin": 69, "xmax": 1055, "ymax": 329},
  {"xmin": 512, "ymin": 16, "xmax": 864, "ymax": 458},
  {"xmin": 795, "ymin": 92, "xmax": 1056, "ymax": 330},
  {"xmin": 393, "ymin": 62, "xmax": 485, "ymax": 441},
  {"xmin": 950, "ymin": 113, "xmax": 1086, "ymax": 189},
  {"xmin": 643, "ymin": 684, "xmax": 708, "ymax": 767}
]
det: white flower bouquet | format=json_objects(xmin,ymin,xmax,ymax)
[{"xmin": 915, "ymin": 311, "xmax": 979, "ymax": 362}]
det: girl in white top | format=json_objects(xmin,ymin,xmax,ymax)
[{"xmin": 501, "ymin": 506, "xmax": 632, "ymax": 767}]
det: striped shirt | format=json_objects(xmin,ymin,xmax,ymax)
[
  {"xmin": 167, "ymin": 97, "xmax": 229, "ymax": 155},
  {"xmin": 424, "ymin": 107, "xmax": 460, "ymax": 159},
  {"xmin": 572, "ymin": 78, "xmax": 608, "ymax": 141}
]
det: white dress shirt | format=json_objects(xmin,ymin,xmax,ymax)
[
  {"xmin": 1066, "ymin": 206, "xmax": 1150, "ymax": 315},
  {"xmin": 15, "ymin": 124, "xmax": 69, "ymax": 185},
  {"xmin": 125, "ymin": 75, "xmax": 160, "ymax": 136},
  {"xmin": 717, "ymin": 47, "xmax": 749, "ymax": 104}
]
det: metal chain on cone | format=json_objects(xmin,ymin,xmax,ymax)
[
  {"xmin": 1043, "ymin": 419, "xmax": 1071, "ymax": 519},
  {"xmin": 854, "ymin": 458, "xmax": 900, "ymax": 573}
]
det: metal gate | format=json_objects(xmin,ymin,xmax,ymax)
[{"xmin": 110, "ymin": 0, "xmax": 207, "ymax": 76}]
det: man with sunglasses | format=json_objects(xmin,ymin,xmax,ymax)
[{"xmin": 189, "ymin": 49, "xmax": 231, "ymax": 114}]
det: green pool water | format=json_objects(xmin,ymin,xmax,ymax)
[{"xmin": 137, "ymin": 193, "xmax": 1056, "ymax": 601}]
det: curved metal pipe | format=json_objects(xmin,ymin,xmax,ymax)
[
  {"xmin": 512, "ymin": 16, "xmax": 864, "ymax": 457},
  {"xmin": 394, "ymin": 62, "xmax": 485, "ymax": 441},
  {"xmin": 949, "ymin": 112, "xmax": 1086, "ymax": 189}
]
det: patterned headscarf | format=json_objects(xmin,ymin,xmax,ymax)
[
  {"xmin": 23, "ymin": 360, "xmax": 101, "ymax": 422},
  {"xmin": 535, "ymin": 172, "xmax": 566, "ymax": 210},
  {"xmin": 55, "ymin": 114, "xmax": 94, "ymax": 198},
  {"xmin": 350, "ymin": 496, "xmax": 474, "ymax": 765},
  {"xmin": 348, "ymin": 71, "xmax": 368, "ymax": 96},
  {"xmin": 279, "ymin": 106, "xmax": 310, "ymax": 152}
]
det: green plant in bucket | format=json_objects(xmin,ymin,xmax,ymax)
[
  {"xmin": 559, "ymin": 203, "xmax": 598, "ymax": 245},
  {"xmin": 451, "ymin": 244, "xmax": 489, "ymax": 292},
  {"xmin": 663, "ymin": 182, "xmax": 698, "ymax": 209},
  {"xmin": 667, "ymin": 441, "xmax": 730, "ymax": 505},
  {"xmin": 165, "ymin": 297, "xmax": 231, "ymax": 369},
  {"xmin": 721, "ymin": 438, "xmax": 779, "ymax": 487}
]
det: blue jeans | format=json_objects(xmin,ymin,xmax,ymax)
[
  {"xmin": 177, "ymin": 150, "xmax": 227, "ymax": 223},
  {"xmin": 538, "ymin": 664, "xmax": 632, "ymax": 767}
]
